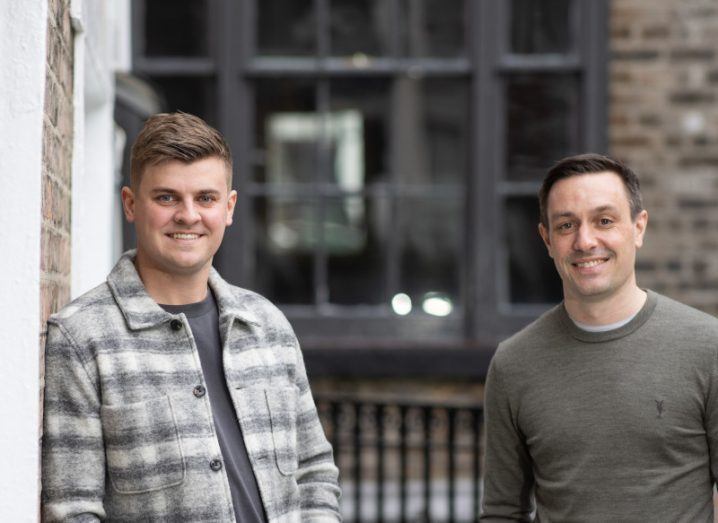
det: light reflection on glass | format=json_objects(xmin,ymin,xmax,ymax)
[
  {"xmin": 391, "ymin": 293, "xmax": 412, "ymax": 315},
  {"xmin": 421, "ymin": 292, "xmax": 453, "ymax": 317}
]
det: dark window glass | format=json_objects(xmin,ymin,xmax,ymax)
[
  {"xmin": 398, "ymin": 196, "xmax": 462, "ymax": 315},
  {"xmin": 511, "ymin": 0, "xmax": 572, "ymax": 54},
  {"xmin": 258, "ymin": 0, "xmax": 315, "ymax": 56},
  {"xmin": 400, "ymin": 0, "xmax": 466, "ymax": 57},
  {"xmin": 506, "ymin": 73, "xmax": 580, "ymax": 181},
  {"xmin": 149, "ymin": 76, "xmax": 216, "ymax": 126},
  {"xmin": 253, "ymin": 196, "xmax": 315, "ymax": 304},
  {"xmin": 330, "ymin": 0, "xmax": 393, "ymax": 57},
  {"xmin": 505, "ymin": 197, "xmax": 562, "ymax": 304},
  {"xmin": 394, "ymin": 78, "xmax": 469, "ymax": 186},
  {"xmin": 144, "ymin": 0, "xmax": 210, "ymax": 57},
  {"xmin": 329, "ymin": 79, "xmax": 390, "ymax": 187},
  {"xmin": 327, "ymin": 196, "xmax": 388, "ymax": 305},
  {"xmin": 255, "ymin": 80, "xmax": 317, "ymax": 184}
]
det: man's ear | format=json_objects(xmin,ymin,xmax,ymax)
[
  {"xmin": 538, "ymin": 222, "xmax": 553, "ymax": 258},
  {"xmin": 225, "ymin": 189, "xmax": 238, "ymax": 226},
  {"xmin": 121, "ymin": 186, "xmax": 136, "ymax": 223},
  {"xmin": 633, "ymin": 209, "xmax": 648, "ymax": 249}
]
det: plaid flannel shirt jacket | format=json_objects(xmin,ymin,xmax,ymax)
[{"xmin": 42, "ymin": 250, "xmax": 341, "ymax": 522}]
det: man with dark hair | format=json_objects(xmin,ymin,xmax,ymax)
[
  {"xmin": 481, "ymin": 153, "xmax": 718, "ymax": 521},
  {"xmin": 42, "ymin": 112, "xmax": 341, "ymax": 522}
]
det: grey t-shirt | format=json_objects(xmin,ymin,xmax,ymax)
[{"xmin": 161, "ymin": 291, "xmax": 266, "ymax": 523}]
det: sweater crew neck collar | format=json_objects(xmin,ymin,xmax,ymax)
[{"xmin": 560, "ymin": 290, "xmax": 658, "ymax": 343}]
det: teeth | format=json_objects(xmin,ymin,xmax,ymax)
[
  {"xmin": 171, "ymin": 233, "xmax": 199, "ymax": 240},
  {"xmin": 576, "ymin": 259, "xmax": 604, "ymax": 268}
]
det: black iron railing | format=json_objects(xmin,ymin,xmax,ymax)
[{"xmin": 315, "ymin": 396, "xmax": 483, "ymax": 523}]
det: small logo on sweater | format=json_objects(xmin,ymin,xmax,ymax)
[{"xmin": 655, "ymin": 400, "xmax": 664, "ymax": 419}]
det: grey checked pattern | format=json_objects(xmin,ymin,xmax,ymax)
[{"xmin": 42, "ymin": 250, "xmax": 341, "ymax": 522}]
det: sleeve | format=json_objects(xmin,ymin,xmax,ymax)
[
  {"xmin": 480, "ymin": 354, "xmax": 535, "ymax": 522},
  {"xmin": 42, "ymin": 321, "xmax": 106, "ymax": 522},
  {"xmin": 708, "ymin": 345, "xmax": 718, "ymax": 489},
  {"xmin": 291, "ymin": 342, "xmax": 342, "ymax": 521}
]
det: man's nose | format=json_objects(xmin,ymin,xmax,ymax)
[
  {"xmin": 573, "ymin": 224, "xmax": 598, "ymax": 252},
  {"xmin": 174, "ymin": 200, "xmax": 201, "ymax": 224}
]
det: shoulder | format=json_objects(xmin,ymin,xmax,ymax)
[
  {"xmin": 493, "ymin": 303, "xmax": 566, "ymax": 365},
  {"xmin": 48, "ymin": 281, "xmax": 117, "ymax": 331},
  {"xmin": 649, "ymin": 290, "xmax": 718, "ymax": 340},
  {"xmin": 45, "ymin": 281, "xmax": 121, "ymax": 356}
]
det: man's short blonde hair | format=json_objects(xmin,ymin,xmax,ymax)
[{"xmin": 130, "ymin": 112, "xmax": 233, "ymax": 189}]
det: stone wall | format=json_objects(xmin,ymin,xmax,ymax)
[
  {"xmin": 610, "ymin": 0, "xmax": 718, "ymax": 314},
  {"xmin": 40, "ymin": 0, "xmax": 73, "ymax": 345}
]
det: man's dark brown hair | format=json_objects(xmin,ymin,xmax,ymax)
[
  {"xmin": 130, "ymin": 112, "xmax": 232, "ymax": 189},
  {"xmin": 538, "ymin": 153, "xmax": 643, "ymax": 227}
]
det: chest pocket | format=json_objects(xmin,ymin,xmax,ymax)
[
  {"xmin": 101, "ymin": 395, "xmax": 185, "ymax": 493},
  {"xmin": 234, "ymin": 384, "xmax": 298, "ymax": 476}
]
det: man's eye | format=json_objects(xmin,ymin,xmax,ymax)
[
  {"xmin": 599, "ymin": 218, "xmax": 613, "ymax": 226},
  {"xmin": 557, "ymin": 222, "xmax": 572, "ymax": 231},
  {"xmin": 198, "ymin": 195, "xmax": 216, "ymax": 203},
  {"xmin": 156, "ymin": 194, "xmax": 174, "ymax": 203}
]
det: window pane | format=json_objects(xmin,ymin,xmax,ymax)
[
  {"xmin": 329, "ymin": 79, "xmax": 391, "ymax": 187},
  {"xmin": 144, "ymin": 0, "xmax": 209, "ymax": 57},
  {"xmin": 149, "ymin": 76, "xmax": 216, "ymax": 126},
  {"xmin": 328, "ymin": 196, "xmax": 387, "ymax": 305},
  {"xmin": 330, "ymin": 0, "xmax": 393, "ymax": 57},
  {"xmin": 394, "ymin": 78, "xmax": 469, "ymax": 186},
  {"xmin": 400, "ymin": 0, "xmax": 466, "ymax": 58},
  {"xmin": 506, "ymin": 73, "xmax": 580, "ymax": 181},
  {"xmin": 255, "ymin": 80, "xmax": 317, "ymax": 184},
  {"xmin": 399, "ymin": 197, "xmax": 462, "ymax": 315},
  {"xmin": 253, "ymin": 197, "xmax": 315, "ymax": 304},
  {"xmin": 505, "ymin": 197, "xmax": 562, "ymax": 304},
  {"xmin": 258, "ymin": 0, "xmax": 315, "ymax": 56},
  {"xmin": 511, "ymin": 0, "xmax": 572, "ymax": 54}
]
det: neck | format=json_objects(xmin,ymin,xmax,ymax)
[
  {"xmin": 134, "ymin": 254, "xmax": 211, "ymax": 305},
  {"xmin": 564, "ymin": 282, "xmax": 647, "ymax": 326}
]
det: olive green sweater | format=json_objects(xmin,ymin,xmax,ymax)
[{"xmin": 481, "ymin": 291, "xmax": 718, "ymax": 522}]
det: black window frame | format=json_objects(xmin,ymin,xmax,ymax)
[{"xmin": 129, "ymin": 0, "xmax": 608, "ymax": 378}]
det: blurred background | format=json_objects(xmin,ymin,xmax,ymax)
[{"xmin": 10, "ymin": 0, "xmax": 718, "ymax": 520}]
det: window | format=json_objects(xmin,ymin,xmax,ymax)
[{"xmin": 130, "ymin": 0, "xmax": 607, "ymax": 365}]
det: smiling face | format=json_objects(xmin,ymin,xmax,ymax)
[
  {"xmin": 538, "ymin": 171, "xmax": 647, "ymax": 305},
  {"xmin": 121, "ymin": 157, "xmax": 237, "ymax": 282}
]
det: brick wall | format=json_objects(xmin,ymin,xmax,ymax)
[
  {"xmin": 610, "ymin": 0, "xmax": 718, "ymax": 314},
  {"xmin": 40, "ymin": 0, "xmax": 73, "ymax": 348}
]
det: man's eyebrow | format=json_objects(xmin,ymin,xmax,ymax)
[
  {"xmin": 149, "ymin": 187, "xmax": 178, "ymax": 194},
  {"xmin": 550, "ymin": 211, "xmax": 575, "ymax": 221},
  {"xmin": 594, "ymin": 204, "xmax": 619, "ymax": 214},
  {"xmin": 550, "ymin": 205, "xmax": 621, "ymax": 221}
]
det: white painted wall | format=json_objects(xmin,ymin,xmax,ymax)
[
  {"xmin": 71, "ymin": 0, "xmax": 127, "ymax": 297},
  {"xmin": 0, "ymin": 0, "xmax": 48, "ymax": 520}
]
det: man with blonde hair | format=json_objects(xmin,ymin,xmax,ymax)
[{"xmin": 42, "ymin": 112, "xmax": 341, "ymax": 522}]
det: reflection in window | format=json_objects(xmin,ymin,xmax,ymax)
[
  {"xmin": 149, "ymin": 76, "xmax": 216, "ymax": 126},
  {"xmin": 144, "ymin": 0, "xmax": 209, "ymax": 57},
  {"xmin": 330, "ymin": 0, "xmax": 393, "ymax": 58},
  {"xmin": 399, "ymin": 0, "xmax": 466, "ymax": 57},
  {"xmin": 330, "ymin": 79, "xmax": 390, "ymax": 186},
  {"xmin": 393, "ymin": 78, "xmax": 468, "ymax": 186},
  {"xmin": 505, "ymin": 197, "xmax": 562, "ymax": 304},
  {"xmin": 506, "ymin": 73, "xmax": 579, "ymax": 181},
  {"xmin": 511, "ymin": 0, "xmax": 572, "ymax": 55},
  {"xmin": 254, "ymin": 197, "xmax": 315, "ymax": 304},
  {"xmin": 267, "ymin": 111, "xmax": 364, "ymax": 190},
  {"xmin": 257, "ymin": 0, "xmax": 315, "ymax": 56},
  {"xmin": 254, "ymin": 80, "xmax": 316, "ymax": 183},
  {"xmin": 399, "ymin": 196, "xmax": 462, "ymax": 313},
  {"xmin": 328, "ymin": 196, "xmax": 388, "ymax": 305}
]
